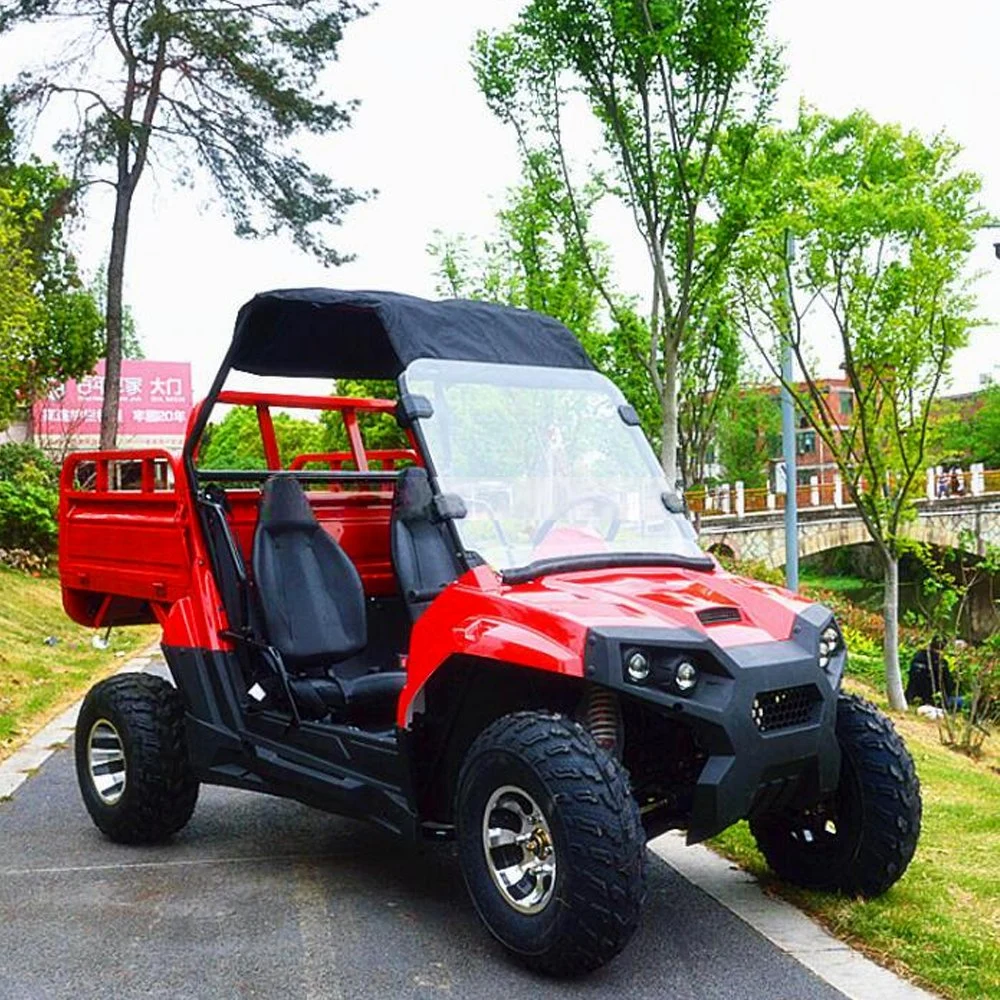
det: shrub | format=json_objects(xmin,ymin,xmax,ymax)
[
  {"xmin": 0, "ymin": 443, "xmax": 61, "ymax": 559},
  {"xmin": 0, "ymin": 478, "xmax": 58, "ymax": 554},
  {"xmin": 0, "ymin": 442, "xmax": 58, "ymax": 489}
]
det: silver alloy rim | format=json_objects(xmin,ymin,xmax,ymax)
[
  {"xmin": 481, "ymin": 784, "xmax": 557, "ymax": 914},
  {"xmin": 87, "ymin": 719, "xmax": 126, "ymax": 805}
]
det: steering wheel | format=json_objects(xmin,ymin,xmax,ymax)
[
  {"xmin": 464, "ymin": 497, "xmax": 516, "ymax": 567},
  {"xmin": 532, "ymin": 494, "xmax": 622, "ymax": 547}
]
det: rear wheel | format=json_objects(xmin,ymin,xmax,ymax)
[
  {"xmin": 455, "ymin": 712, "xmax": 646, "ymax": 976},
  {"xmin": 750, "ymin": 694, "xmax": 921, "ymax": 897},
  {"xmin": 75, "ymin": 673, "xmax": 199, "ymax": 844}
]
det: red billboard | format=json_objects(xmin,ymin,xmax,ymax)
[{"xmin": 35, "ymin": 360, "xmax": 193, "ymax": 449}]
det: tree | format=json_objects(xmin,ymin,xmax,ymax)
[
  {"xmin": 473, "ymin": 0, "xmax": 781, "ymax": 486},
  {"xmin": 430, "ymin": 168, "xmax": 676, "ymax": 454},
  {"xmin": 715, "ymin": 384, "xmax": 781, "ymax": 487},
  {"xmin": 430, "ymin": 161, "xmax": 610, "ymax": 359},
  {"xmin": 0, "ymin": 185, "xmax": 43, "ymax": 427},
  {"xmin": 198, "ymin": 406, "xmax": 325, "ymax": 470},
  {"xmin": 0, "ymin": 125, "xmax": 103, "ymax": 437},
  {"xmin": 676, "ymin": 302, "xmax": 743, "ymax": 488},
  {"xmin": 903, "ymin": 533, "xmax": 1000, "ymax": 754},
  {"xmin": 734, "ymin": 108, "xmax": 987, "ymax": 708},
  {"xmin": 929, "ymin": 380, "xmax": 1000, "ymax": 469},
  {"xmin": 1, "ymin": 0, "xmax": 370, "ymax": 447},
  {"xmin": 89, "ymin": 267, "xmax": 145, "ymax": 359}
]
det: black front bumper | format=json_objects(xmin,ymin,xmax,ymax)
[{"xmin": 585, "ymin": 604, "xmax": 843, "ymax": 843}]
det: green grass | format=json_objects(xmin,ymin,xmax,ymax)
[
  {"xmin": 0, "ymin": 566, "xmax": 157, "ymax": 762},
  {"xmin": 711, "ymin": 680, "xmax": 1000, "ymax": 1000}
]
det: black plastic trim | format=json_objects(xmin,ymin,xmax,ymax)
[
  {"xmin": 661, "ymin": 491, "xmax": 687, "ymax": 514},
  {"xmin": 430, "ymin": 493, "xmax": 467, "ymax": 522},
  {"xmin": 162, "ymin": 644, "xmax": 418, "ymax": 839},
  {"xmin": 396, "ymin": 392, "xmax": 434, "ymax": 426},
  {"xmin": 501, "ymin": 551, "xmax": 715, "ymax": 584},
  {"xmin": 618, "ymin": 403, "xmax": 641, "ymax": 426},
  {"xmin": 582, "ymin": 605, "xmax": 842, "ymax": 844}
]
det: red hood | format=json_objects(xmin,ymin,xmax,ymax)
[{"xmin": 496, "ymin": 564, "xmax": 813, "ymax": 648}]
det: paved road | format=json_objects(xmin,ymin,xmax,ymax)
[{"xmin": 0, "ymin": 727, "xmax": 846, "ymax": 1000}]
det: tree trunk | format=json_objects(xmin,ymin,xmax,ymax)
[
  {"xmin": 24, "ymin": 394, "xmax": 35, "ymax": 446},
  {"xmin": 660, "ymin": 345, "xmax": 679, "ymax": 488},
  {"xmin": 882, "ymin": 549, "xmax": 907, "ymax": 710},
  {"xmin": 100, "ymin": 183, "xmax": 133, "ymax": 450}
]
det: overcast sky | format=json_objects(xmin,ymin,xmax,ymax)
[{"xmin": 4, "ymin": 0, "xmax": 1000, "ymax": 397}]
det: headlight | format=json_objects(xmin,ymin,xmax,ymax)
[
  {"xmin": 674, "ymin": 660, "xmax": 699, "ymax": 694},
  {"xmin": 625, "ymin": 649, "xmax": 650, "ymax": 683},
  {"xmin": 818, "ymin": 623, "xmax": 843, "ymax": 669}
]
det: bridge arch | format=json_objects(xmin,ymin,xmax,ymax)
[{"xmin": 699, "ymin": 502, "xmax": 1000, "ymax": 570}]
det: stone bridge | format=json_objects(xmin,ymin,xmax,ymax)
[{"xmin": 698, "ymin": 494, "xmax": 1000, "ymax": 569}]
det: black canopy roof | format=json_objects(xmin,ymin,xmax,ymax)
[{"xmin": 229, "ymin": 288, "xmax": 594, "ymax": 379}]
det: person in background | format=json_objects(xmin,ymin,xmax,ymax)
[
  {"xmin": 906, "ymin": 636, "xmax": 958, "ymax": 707},
  {"xmin": 950, "ymin": 467, "xmax": 965, "ymax": 497}
]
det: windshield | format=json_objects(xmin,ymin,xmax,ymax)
[{"xmin": 401, "ymin": 359, "xmax": 704, "ymax": 572}]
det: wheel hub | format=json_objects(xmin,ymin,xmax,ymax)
[
  {"xmin": 482, "ymin": 785, "xmax": 557, "ymax": 914},
  {"xmin": 87, "ymin": 719, "xmax": 126, "ymax": 805}
]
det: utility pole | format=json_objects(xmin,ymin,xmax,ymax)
[{"xmin": 780, "ymin": 230, "xmax": 799, "ymax": 591}]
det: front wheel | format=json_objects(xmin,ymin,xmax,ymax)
[
  {"xmin": 455, "ymin": 712, "xmax": 646, "ymax": 976},
  {"xmin": 75, "ymin": 673, "xmax": 199, "ymax": 844},
  {"xmin": 750, "ymin": 694, "xmax": 921, "ymax": 897}
]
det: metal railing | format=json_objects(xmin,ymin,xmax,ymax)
[{"xmin": 687, "ymin": 463, "xmax": 999, "ymax": 522}]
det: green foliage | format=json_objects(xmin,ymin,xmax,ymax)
[
  {"xmin": 429, "ymin": 174, "xmax": 661, "ymax": 444},
  {"xmin": 929, "ymin": 381, "xmax": 1000, "ymax": 468},
  {"xmin": 0, "ymin": 479, "xmax": 57, "ymax": 554},
  {"xmin": 473, "ymin": 0, "xmax": 782, "ymax": 483},
  {"xmin": 715, "ymin": 386, "xmax": 782, "ymax": 488},
  {"xmin": 735, "ymin": 108, "xmax": 986, "ymax": 549},
  {"xmin": 0, "ymin": 441, "xmax": 59, "ymax": 556},
  {"xmin": 0, "ymin": 441, "xmax": 57, "ymax": 489},
  {"xmin": 198, "ymin": 407, "xmax": 326, "ymax": 470},
  {"xmin": 321, "ymin": 379, "xmax": 408, "ymax": 453},
  {"xmin": 2, "ymin": 0, "xmax": 369, "ymax": 446},
  {"xmin": 714, "ymin": 552, "xmax": 784, "ymax": 587},
  {"xmin": 677, "ymin": 302, "xmax": 744, "ymax": 487},
  {"xmin": 87, "ymin": 268, "xmax": 144, "ymax": 359},
  {"xmin": 900, "ymin": 533, "xmax": 1000, "ymax": 751},
  {"xmin": 0, "ymin": 131, "xmax": 103, "ymax": 428},
  {"xmin": 733, "ymin": 107, "xmax": 988, "ymax": 707},
  {"xmin": 2, "ymin": 0, "xmax": 370, "ymax": 266}
]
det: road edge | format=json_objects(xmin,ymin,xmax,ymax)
[{"xmin": 648, "ymin": 831, "xmax": 939, "ymax": 1000}]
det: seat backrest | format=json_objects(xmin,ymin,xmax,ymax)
[
  {"xmin": 252, "ymin": 477, "xmax": 367, "ymax": 669},
  {"xmin": 391, "ymin": 467, "xmax": 462, "ymax": 621}
]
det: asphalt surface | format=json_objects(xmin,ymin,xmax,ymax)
[{"xmin": 0, "ymin": 722, "xmax": 847, "ymax": 1000}]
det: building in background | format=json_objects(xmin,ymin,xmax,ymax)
[
  {"xmin": 782, "ymin": 377, "xmax": 856, "ymax": 487},
  {"xmin": 29, "ymin": 360, "xmax": 192, "ymax": 456}
]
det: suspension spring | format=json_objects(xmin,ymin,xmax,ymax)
[{"xmin": 584, "ymin": 686, "xmax": 621, "ymax": 753}]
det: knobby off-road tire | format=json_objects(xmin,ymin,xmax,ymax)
[
  {"xmin": 750, "ymin": 693, "xmax": 921, "ymax": 897},
  {"xmin": 455, "ymin": 712, "xmax": 646, "ymax": 976},
  {"xmin": 75, "ymin": 673, "xmax": 199, "ymax": 844}
]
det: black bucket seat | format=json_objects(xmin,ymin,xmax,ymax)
[
  {"xmin": 252, "ymin": 476, "xmax": 405, "ymax": 723},
  {"xmin": 390, "ymin": 467, "xmax": 465, "ymax": 622}
]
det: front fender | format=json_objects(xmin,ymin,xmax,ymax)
[{"xmin": 397, "ymin": 574, "xmax": 586, "ymax": 727}]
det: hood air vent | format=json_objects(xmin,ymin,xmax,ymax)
[{"xmin": 697, "ymin": 606, "xmax": 742, "ymax": 626}]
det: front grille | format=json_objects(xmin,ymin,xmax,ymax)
[
  {"xmin": 697, "ymin": 605, "xmax": 742, "ymax": 625},
  {"xmin": 751, "ymin": 684, "xmax": 820, "ymax": 733}
]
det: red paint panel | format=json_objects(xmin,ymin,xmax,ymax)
[{"xmin": 398, "ymin": 567, "xmax": 588, "ymax": 726}]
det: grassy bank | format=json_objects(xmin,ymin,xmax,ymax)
[
  {"xmin": 0, "ymin": 567, "xmax": 157, "ymax": 762},
  {"xmin": 712, "ymin": 679, "xmax": 1000, "ymax": 1000}
]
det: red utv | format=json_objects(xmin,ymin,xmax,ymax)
[{"xmin": 61, "ymin": 289, "xmax": 920, "ymax": 974}]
